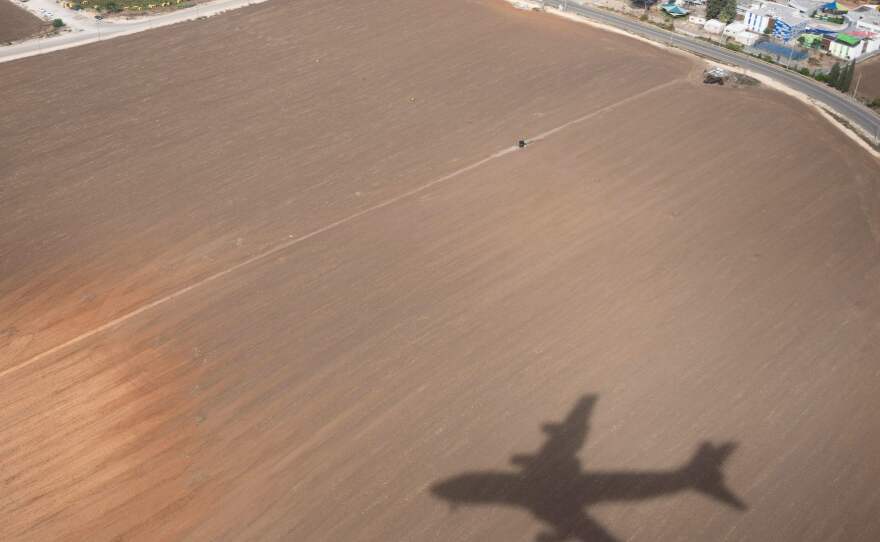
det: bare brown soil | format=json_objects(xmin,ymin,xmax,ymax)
[
  {"xmin": 855, "ymin": 54, "xmax": 880, "ymax": 101},
  {"xmin": 0, "ymin": 1, "xmax": 45, "ymax": 43},
  {"xmin": 1, "ymin": 1, "xmax": 880, "ymax": 541}
]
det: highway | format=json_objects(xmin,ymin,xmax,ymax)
[{"xmin": 543, "ymin": 0, "xmax": 880, "ymax": 143}]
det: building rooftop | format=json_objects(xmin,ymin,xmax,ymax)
[
  {"xmin": 661, "ymin": 3, "xmax": 690, "ymax": 16},
  {"xmin": 787, "ymin": 0, "xmax": 826, "ymax": 16},
  {"xmin": 848, "ymin": 30, "xmax": 877, "ymax": 39},
  {"xmin": 835, "ymin": 32, "xmax": 861, "ymax": 45},
  {"xmin": 746, "ymin": 2, "xmax": 810, "ymax": 25},
  {"xmin": 850, "ymin": 6, "xmax": 880, "ymax": 27}
]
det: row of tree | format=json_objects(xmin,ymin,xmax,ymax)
[
  {"xmin": 706, "ymin": 0, "xmax": 738, "ymax": 22},
  {"xmin": 826, "ymin": 61, "xmax": 855, "ymax": 93}
]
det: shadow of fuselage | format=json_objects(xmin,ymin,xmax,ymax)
[{"xmin": 431, "ymin": 395, "xmax": 745, "ymax": 542}]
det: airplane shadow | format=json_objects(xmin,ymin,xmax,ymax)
[{"xmin": 431, "ymin": 395, "xmax": 746, "ymax": 542}]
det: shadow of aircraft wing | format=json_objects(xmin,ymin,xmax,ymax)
[
  {"xmin": 534, "ymin": 510, "xmax": 617, "ymax": 542},
  {"xmin": 512, "ymin": 395, "xmax": 597, "ymax": 470}
]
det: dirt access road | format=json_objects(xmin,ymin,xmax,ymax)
[{"xmin": 2, "ymin": 0, "xmax": 880, "ymax": 540}]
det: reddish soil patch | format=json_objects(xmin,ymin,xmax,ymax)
[
  {"xmin": 1, "ymin": 1, "xmax": 879, "ymax": 541},
  {"xmin": 0, "ymin": 0, "xmax": 45, "ymax": 43}
]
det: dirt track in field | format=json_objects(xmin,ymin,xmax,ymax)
[
  {"xmin": 0, "ymin": 1, "xmax": 44, "ymax": 43},
  {"xmin": 2, "ymin": 1, "xmax": 880, "ymax": 540}
]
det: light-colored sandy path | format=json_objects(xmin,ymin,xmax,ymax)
[
  {"xmin": 0, "ymin": 0, "xmax": 687, "ymax": 370},
  {"xmin": 0, "ymin": 80, "xmax": 679, "ymax": 381},
  {"xmin": 4, "ymin": 75, "xmax": 880, "ymax": 540}
]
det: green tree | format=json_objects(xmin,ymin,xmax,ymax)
[
  {"xmin": 706, "ymin": 0, "xmax": 723, "ymax": 19},
  {"xmin": 827, "ymin": 62, "xmax": 840, "ymax": 88},
  {"xmin": 835, "ymin": 62, "xmax": 846, "ymax": 91},
  {"xmin": 835, "ymin": 62, "xmax": 848, "ymax": 91},
  {"xmin": 52, "ymin": 18, "xmax": 64, "ymax": 28},
  {"xmin": 839, "ymin": 60, "xmax": 855, "ymax": 92},
  {"xmin": 719, "ymin": 0, "xmax": 737, "ymax": 22}
]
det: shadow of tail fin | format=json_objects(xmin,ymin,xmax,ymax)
[{"xmin": 684, "ymin": 442, "xmax": 747, "ymax": 511}]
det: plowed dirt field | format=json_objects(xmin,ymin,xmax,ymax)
[
  {"xmin": 0, "ymin": 1, "xmax": 44, "ymax": 43},
  {"xmin": 2, "ymin": 1, "xmax": 879, "ymax": 541}
]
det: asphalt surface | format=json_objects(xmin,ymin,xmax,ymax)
[{"xmin": 543, "ymin": 0, "xmax": 880, "ymax": 142}]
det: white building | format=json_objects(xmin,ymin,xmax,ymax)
[
  {"xmin": 829, "ymin": 34, "xmax": 862, "ymax": 60},
  {"xmin": 744, "ymin": 3, "xmax": 772, "ymax": 33},
  {"xmin": 704, "ymin": 19, "xmax": 726, "ymax": 34},
  {"xmin": 852, "ymin": 7, "xmax": 880, "ymax": 34},
  {"xmin": 744, "ymin": 2, "xmax": 809, "ymax": 41},
  {"xmin": 724, "ymin": 21, "xmax": 748, "ymax": 37},
  {"xmin": 828, "ymin": 32, "xmax": 879, "ymax": 60}
]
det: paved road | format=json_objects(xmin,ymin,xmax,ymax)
[
  {"xmin": 0, "ymin": 0, "xmax": 268, "ymax": 63},
  {"xmin": 544, "ymin": 0, "xmax": 880, "ymax": 143}
]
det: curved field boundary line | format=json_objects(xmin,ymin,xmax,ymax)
[{"xmin": 0, "ymin": 79, "xmax": 679, "ymax": 380}]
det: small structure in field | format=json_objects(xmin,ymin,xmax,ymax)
[
  {"xmin": 703, "ymin": 66, "xmax": 761, "ymax": 86},
  {"xmin": 704, "ymin": 67, "xmax": 730, "ymax": 84}
]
